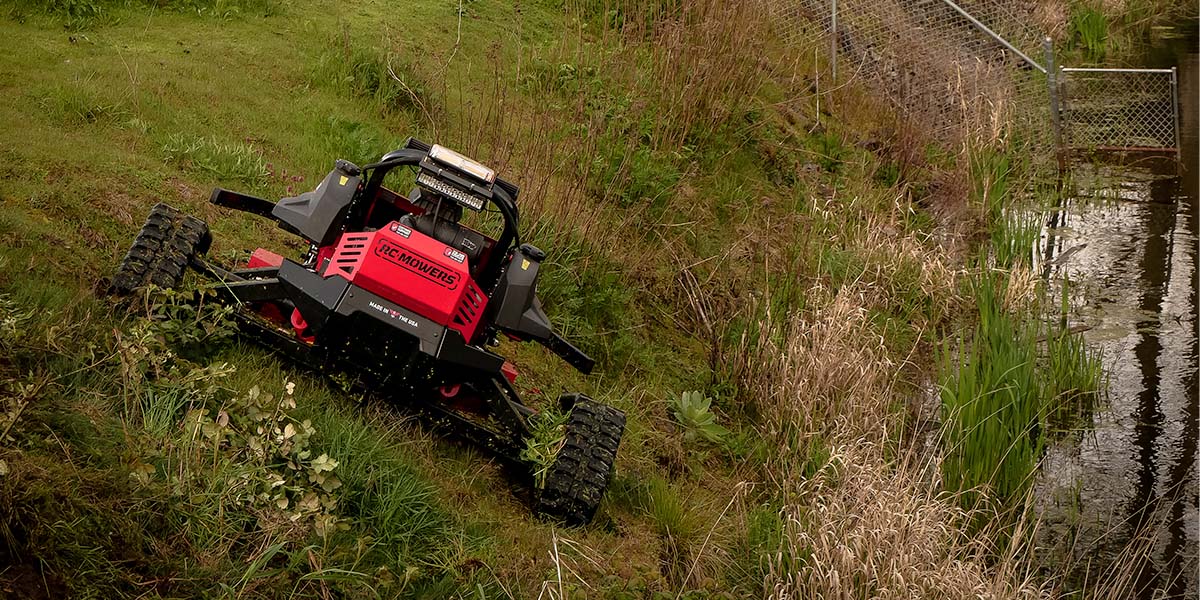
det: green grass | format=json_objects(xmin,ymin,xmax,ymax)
[
  {"xmin": 940, "ymin": 265, "xmax": 1106, "ymax": 515},
  {"xmin": 160, "ymin": 133, "xmax": 270, "ymax": 188},
  {"xmin": 941, "ymin": 271, "xmax": 1045, "ymax": 512},
  {"xmin": 969, "ymin": 143, "xmax": 1013, "ymax": 226},
  {"xmin": 992, "ymin": 209, "xmax": 1041, "ymax": 269},
  {"xmin": 1068, "ymin": 4, "xmax": 1111, "ymax": 63}
]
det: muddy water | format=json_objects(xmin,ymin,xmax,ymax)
[{"xmin": 1035, "ymin": 29, "xmax": 1198, "ymax": 598}]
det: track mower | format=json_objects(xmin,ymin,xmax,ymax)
[{"xmin": 111, "ymin": 137, "xmax": 624, "ymax": 525}]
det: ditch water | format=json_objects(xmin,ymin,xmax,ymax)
[{"xmin": 1035, "ymin": 25, "xmax": 1198, "ymax": 599}]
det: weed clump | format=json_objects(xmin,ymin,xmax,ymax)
[
  {"xmin": 1068, "ymin": 4, "xmax": 1110, "ymax": 63},
  {"xmin": 941, "ymin": 272, "xmax": 1044, "ymax": 511},
  {"xmin": 35, "ymin": 81, "xmax": 127, "ymax": 127},
  {"xmin": 160, "ymin": 133, "xmax": 269, "ymax": 188},
  {"xmin": 521, "ymin": 405, "xmax": 569, "ymax": 488},
  {"xmin": 769, "ymin": 445, "xmax": 1047, "ymax": 599},
  {"xmin": 939, "ymin": 267, "xmax": 1106, "ymax": 516}
]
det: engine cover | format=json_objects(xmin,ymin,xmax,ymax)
[{"xmin": 324, "ymin": 222, "xmax": 488, "ymax": 342}]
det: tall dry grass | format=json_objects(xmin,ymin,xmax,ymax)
[
  {"xmin": 737, "ymin": 286, "xmax": 1051, "ymax": 600},
  {"xmin": 768, "ymin": 444, "xmax": 1048, "ymax": 600},
  {"xmin": 638, "ymin": 0, "xmax": 776, "ymax": 151},
  {"xmin": 735, "ymin": 285, "xmax": 898, "ymax": 451},
  {"xmin": 717, "ymin": 211, "xmax": 1061, "ymax": 599},
  {"xmin": 728, "ymin": 282, "xmax": 1051, "ymax": 599}
]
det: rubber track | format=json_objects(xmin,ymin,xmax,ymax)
[
  {"xmin": 111, "ymin": 203, "xmax": 210, "ymax": 294},
  {"xmin": 536, "ymin": 399, "xmax": 625, "ymax": 526}
]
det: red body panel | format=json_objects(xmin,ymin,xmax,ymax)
[
  {"xmin": 246, "ymin": 249, "xmax": 288, "ymax": 327},
  {"xmin": 248, "ymin": 248, "xmax": 285, "ymax": 269},
  {"xmin": 324, "ymin": 222, "xmax": 488, "ymax": 342}
]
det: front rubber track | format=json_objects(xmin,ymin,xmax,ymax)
[
  {"xmin": 110, "ymin": 203, "xmax": 211, "ymax": 294},
  {"xmin": 535, "ymin": 399, "xmax": 625, "ymax": 526}
]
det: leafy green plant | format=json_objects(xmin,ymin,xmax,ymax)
[
  {"xmin": 670, "ymin": 390, "xmax": 729, "ymax": 444},
  {"xmin": 181, "ymin": 381, "xmax": 348, "ymax": 535},
  {"xmin": 115, "ymin": 288, "xmax": 236, "ymax": 432},
  {"xmin": 141, "ymin": 287, "xmax": 237, "ymax": 353},
  {"xmin": 520, "ymin": 405, "xmax": 569, "ymax": 488}
]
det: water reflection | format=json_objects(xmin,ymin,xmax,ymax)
[
  {"xmin": 1033, "ymin": 25, "xmax": 1198, "ymax": 597},
  {"xmin": 1037, "ymin": 155, "xmax": 1197, "ymax": 597}
]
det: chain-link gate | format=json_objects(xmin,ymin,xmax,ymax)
[{"xmin": 1057, "ymin": 67, "xmax": 1181, "ymax": 152}]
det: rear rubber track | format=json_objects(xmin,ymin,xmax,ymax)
[{"xmin": 111, "ymin": 203, "xmax": 211, "ymax": 294}]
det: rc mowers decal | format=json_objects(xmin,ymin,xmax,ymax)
[{"xmin": 374, "ymin": 238, "xmax": 460, "ymax": 289}]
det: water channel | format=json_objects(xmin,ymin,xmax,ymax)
[{"xmin": 1035, "ymin": 24, "xmax": 1198, "ymax": 599}]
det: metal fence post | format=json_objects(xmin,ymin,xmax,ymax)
[
  {"xmin": 1171, "ymin": 67, "xmax": 1181, "ymax": 157},
  {"xmin": 1044, "ymin": 37, "xmax": 1064, "ymax": 169},
  {"xmin": 830, "ymin": 0, "xmax": 838, "ymax": 82}
]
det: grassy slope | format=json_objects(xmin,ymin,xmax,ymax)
[{"xmin": 0, "ymin": 1, "xmax": 1026, "ymax": 599}]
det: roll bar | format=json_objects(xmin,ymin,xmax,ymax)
[{"xmin": 360, "ymin": 138, "xmax": 522, "ymax": 289}]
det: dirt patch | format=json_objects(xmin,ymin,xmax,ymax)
[{"xmin": 0, "ymin": 563, "xmax": 69, "ymax": 600}]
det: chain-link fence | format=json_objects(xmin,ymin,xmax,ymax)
[
  {"xmin": 764, "ymin": 0, "xmax": 1182, "ymax": 162},
  {"xmin": 765, "ymin": 0, "xmax": 1053, "ymax": 151},
  {"xmin": 1059, "ymin": 67, "xmax": 1181, "ymax": 151}
]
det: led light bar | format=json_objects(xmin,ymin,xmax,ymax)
[
  {"xmin": 416, "ymin": 171, "xmax": 486, "ymax": 211},
  {"xmin": 429, "ymin": 144, "xmax": 496, "ymax": 184}
]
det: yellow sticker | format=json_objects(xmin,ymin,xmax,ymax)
[
  {"xmin": 338, "ymin": 175, "xmax": 349, "ymax": 186},
  {"xmin": 521, "ymin": 259, "xmax": 531, "ymax": 270}
]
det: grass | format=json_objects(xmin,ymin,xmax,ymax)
[
  {"xmin": 992, "ymin": 209, "xmax": 1041, "ymax": 270},
  {"xmin": 1068, "ymin": 3, "xmax": 1111, "ymax": 63},
  {"xmin": 0, "ymin": 0, "xmax": 1133, "ymax": 597},
  {"xmin": 1043, "ymin": 276, "xmax": 1106, "ymax": 431},
  {"xmin": 940, "ymin": 271, "xmax": 1044, "ymax": 512},
  {"xmin": 161, "ymin": 133, "xmax": 270, "ymax": 188}
]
